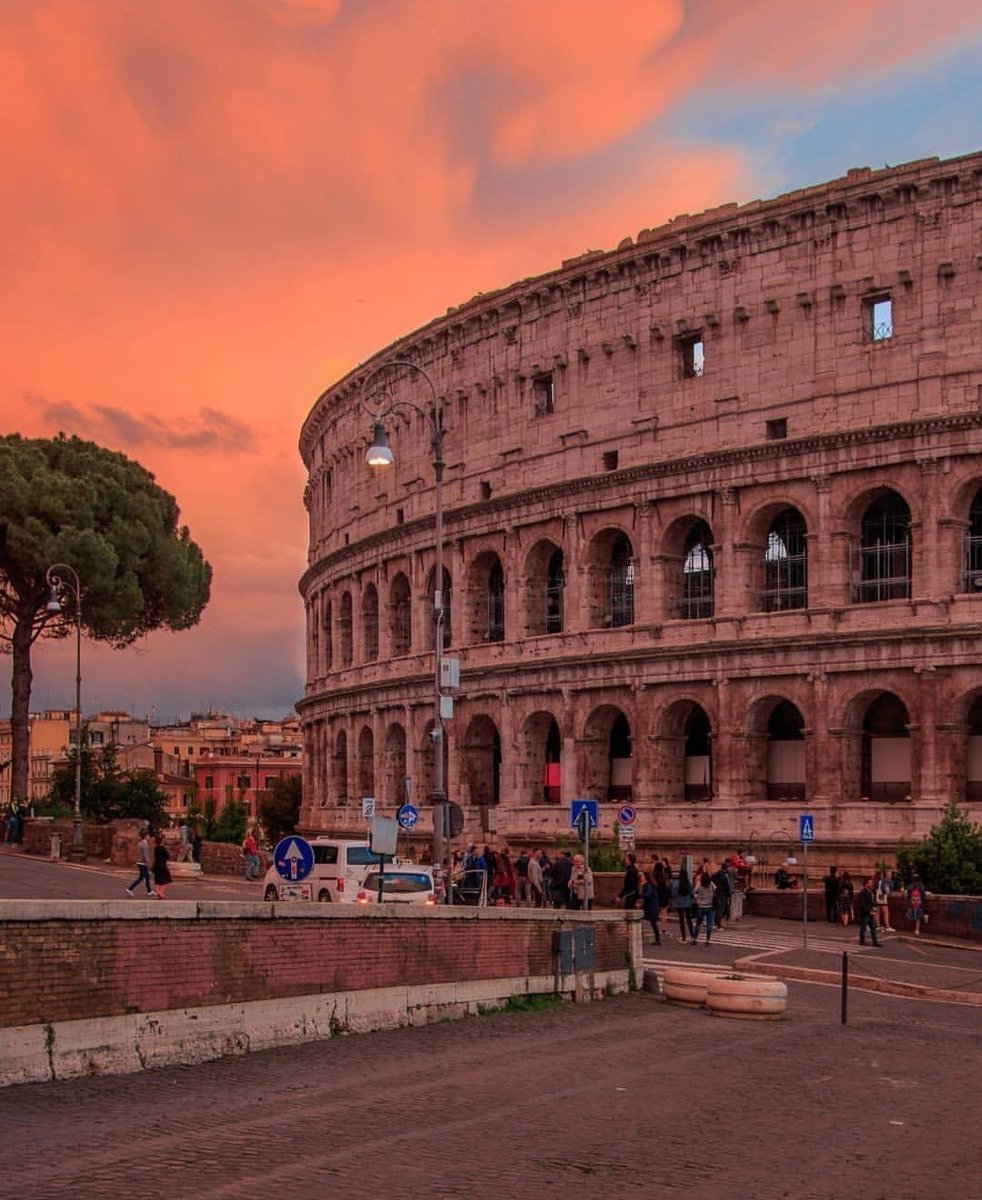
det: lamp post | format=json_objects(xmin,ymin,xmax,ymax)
[
  {"xmin": 362, "ymin": 360, "xmax": 449, "ymax": 887},
  {"xmin": 45, "ymin": 563, "xmax": 86, "ymax": 863}
]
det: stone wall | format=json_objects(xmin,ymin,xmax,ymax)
[
  {"xmin": 745, "ymin": 889, "xmax": 982, "ymax": 941},
  {"xmin": 0, "ymin": 903, "xmax": 640, "ymax": 1085}
]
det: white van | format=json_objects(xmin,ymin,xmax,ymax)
[{"xmin": 262, "ymin": 839, "xmax": 384, "ymax": 903}]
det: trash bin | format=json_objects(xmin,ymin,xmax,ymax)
[
  {"xmin": 50, "ymin": 833, "xmax": 62, "ymax": 860},
  {"xmin": 730, "ymin": 890, "xmax": 745, "ymax": 921}
]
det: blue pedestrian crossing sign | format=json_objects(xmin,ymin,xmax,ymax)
[
  {"xmin": 798, "ymin": 814, "xmax": 815, "ymax": 843},
  {"xmin": 396, "ymin": 803, "xmax": 419, "ymax": 830},
  {"xmin": 273, "ymin": 836, "xmax": 314, "ymax": 882},
  {"xmin": 570, "ymin": 799, "xmax": 599, "ymax": 831}
]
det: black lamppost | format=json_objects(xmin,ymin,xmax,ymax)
[
  {"xmin": 362, "ymin": 360, "xmax": 449, "ymax": 877},
  {"xmin": 45, "ymin": 563, "xmax": 86, "ymax": 862}
]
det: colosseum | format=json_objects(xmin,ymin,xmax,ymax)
[{"xmin": 297, "ymin": 150, "xmax": 981, "ymax": 871}]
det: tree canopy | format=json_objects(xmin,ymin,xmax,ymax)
[
  {"xmin": 897, "ymin": 801, "xmax": 982, "ymax": 896},
  {"xmin": 0, "ymin": 433, "xmax": 212, "ymax": 804}
]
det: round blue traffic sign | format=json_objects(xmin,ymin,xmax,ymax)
[
  {"xmin": 397, "ymin": 803, "xmax": 419, "ymax": 830},
  {"xmin": 273, "ymin": 836, "xmax": 314, "ymax": 882},
  {"xmin": 617, "ymin": 804, "xmax": 637, "ymax": 825}
]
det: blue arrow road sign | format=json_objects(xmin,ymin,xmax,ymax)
[
  {"xmin": 397, "ymin": 803, "xmax": 420, "ymax": 830},
  {"xmin": 798, "ymin": 813, "xmax": 815, "ymax": 843},
  {"xmin": 570, "ymin": 799, "xmax": 599, "ymax": 831},
  {"xmin": 273, "ymin": 836, "xmax": 314, "ymax": 882}
]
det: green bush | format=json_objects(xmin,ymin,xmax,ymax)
[{"xmin": 896, "ymin": 801, "xmax": 982, "ymax": 896}]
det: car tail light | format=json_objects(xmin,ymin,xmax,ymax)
[
  {"xmin": 355, "ymin": 890, "xmax": 370, "ymax": 904},
  {"xmin": 337, "ymin": 877, "xmax": 344, "ymax": 892}
]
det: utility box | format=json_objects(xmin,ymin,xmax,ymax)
[{"xmin": 552, "ymin": 927, "xmax": 595, "ymax": 974}]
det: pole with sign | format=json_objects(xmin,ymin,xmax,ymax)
[{"xmin": 799, "ymin": 813, "xmax": 814, "ymax": 951}]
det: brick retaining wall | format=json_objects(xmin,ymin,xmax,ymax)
[{"xmin": 745, "ymin": 889, "xmax": 982, "ymax": 941}]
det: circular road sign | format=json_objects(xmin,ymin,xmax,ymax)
[
  {"xmin": 617, "ymin": 804, "xmax": 637, "ymax": 825},
  {"xmin": 273, "ymin": 836, "xmax": 314, "ymax": 883},
  {"xmin": 397, "ymin": 803, "xmax": 420, "ymax": 830}
]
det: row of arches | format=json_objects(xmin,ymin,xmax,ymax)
[
  {"xmin": 311, "ymin": 690, "xmax": 982, "ymax": 810},
  {"xmin": 310, "ymin": 485, "xmax": 982, "ymax": 671}
]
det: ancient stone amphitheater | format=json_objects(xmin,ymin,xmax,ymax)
[{"xmin": 298, "ymin": 151, "xmax": 981, "ymax": 867}]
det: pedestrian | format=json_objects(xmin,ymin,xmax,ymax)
[
  {"xmin": 711, "ymin": 862, "xmax": 731, "ymax": 930},
  {"xmin": 856, "ymin": 877, "xmax": 881, "ymax": 947},
  {"xmin": 125, "ymin": 828, "xmax": 154, "ymax": 896},
  {"xmin": 569, "ymin": 853, "xmax": 594, "ymax": 911},
  {"xmin": 243, "ymin": 829, "xmax": 260, "ymax": 880},
  {"xmin": 823, "ymin": 865, "xmax": 839, "ymax": 924},
  {"xmin": 514, "ymin": 848, "xmax": 531, "ymax": 905},
  {"xmin": 874, "ymin": 869, "xmax": 894, "ymax": 932},
  {"xmin": 152, "ymin": 834, "xmax": 172, "ymax": 899},
  {"xmin": 837, "ymin": 871, "xmax": 855, "ymax": 926},
  {"xmin": 492, "ymin": 849, "xmax": 515, "ymax": 905},
  {"xmin": 906, "ymin": 874, "xmax": 928, "ymax": 936},
  {"xmin": 527, "ymin": 848, "xmax": 544, "ymax": 907},
  {"xmin": 618, "ymin": 852, "xmax": 641, "ymax": 910},
  {"xmin": 654, "ymin": 860, "xmax": 671, "ymax": 939},
  {"xmin": 691, "ymin": 871, "xmax": 717, "ymax": 945},
  {"xmin": 640, "ymin": 870, "xmax": 661, "ymax": 946},
  {"xmin": 671, "ymin": 866, "xmax": 695, "ymax": 943},
  {"xmin": 4, "ymin": 798, "xmax": 23, "ymax": 845},
  {"xmin": 463, "ymin": 844, "xmax": 487, "ymax": 900},
  {"xmin": 551, "ymin": 851, "xmax": 573, "ymax": 909}
]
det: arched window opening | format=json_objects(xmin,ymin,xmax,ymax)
[
  {"xmin": 680, "ymin": 522, "xmax": 714, "ymax": 619},
  {"xmin": 339, "ymin": 592, "xmax": 353, "ymax": 667},
  {"xmin": 608, "ymin": 535, "xmax": 635, "ymax": 627},
  {"xmin": 544, "ymin": 718, "xmax": 562, "ymax": 803},
  {"xmin": 390, "ymin": 574, "xmax": 411, "ymax": 657},
  {"xmin": 766, "ymin": 701, "xmax": 805, "ymax": 801},
  {"xmin": 966, "ymin": 696, "xmax": 982, "ymax": 802},
  {"xmin": 323, "ymin": 600, "xmax": 333, "ymax": 671},
  {"xmin": 684, "ymin": 707, "xmax": 712, "ymax": 801},
  {"xmin": 362, "ymin": 585, "xmax": 379, "ymax": 662},
  {"xmin": 486, "ymin": 560, "xmax": 505, "ymax": 642},
  {"xmin": 856, "ymin": 493, "xmax": 911, "ymax": 603},
  {"xmin": 762, "ymin": 510, "xmax": 807, "ymax": 611},
  {"xmin": 357, "ymin": 726, "xmax": 374, "ymax": 799},
  {"xmin": 546, "ymin": 549, "xmax": 565, "ymax": 633},
  {"xmin": 334, "ymin": 730, "xmax": 348, "ymax": 806},
  {"xmin": 608, "ymin": 713, "xmax": 632, "ymax": 800},
  {"xmin": 962, "ymin": 490, "xmax": 982, "ymax": 592},
  {"xmin": 861, "ymin": 693, "xmax": 910, "ymax": 801}
]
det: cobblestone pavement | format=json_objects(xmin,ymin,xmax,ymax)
[{"xmin": 2, "ymin": 982, "xmax": 979, "ymax": 1200}]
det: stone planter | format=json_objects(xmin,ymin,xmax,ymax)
[
  {"xmin": 706, "ymin": 974, "xmax": 787, "ymax": 1020},
  {"xmin": 662, "ymin": 966, "xmax": 714, "ymax": 1007}
]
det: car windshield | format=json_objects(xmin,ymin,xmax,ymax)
[
  {"xmin": 347, "ymin": 847, "xmax": 385, "ymax": 866},
  {"xmin": 362, "ymin": 872, "xmax": 432, "ymax": 894}
]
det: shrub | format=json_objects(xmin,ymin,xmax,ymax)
[{"xmin": 896, "ymin": 801, "xmax": 982, "ymax": 896}]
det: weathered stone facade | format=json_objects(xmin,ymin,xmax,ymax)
[{"xmin": 298, "ymin": 152, "xmax": 982, "ymax": 862}]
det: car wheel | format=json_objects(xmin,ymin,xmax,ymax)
[
  {"xmin": 264, "ymin": 886, "xmax": 278, "ymax": 902},
  {"xmin": 318, "ymin": 889, "xmax": 332, "ymax": 903}
]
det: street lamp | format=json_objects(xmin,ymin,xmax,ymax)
[
  {"xmin": 362, "ymin": 360, "xmax": 449, "ymax": 881},
  {"xmin": 45, "ymin": 562, "xmax": 86, "ymax": 863}
]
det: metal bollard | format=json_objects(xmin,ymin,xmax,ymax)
[{"xmin": 50, "ymin": 832, "xmax": 62, "ymax": 860}]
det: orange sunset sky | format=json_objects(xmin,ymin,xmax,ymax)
[{"xmin": 2, "ymin": 0, "xmax": 980, "ymax": 721}]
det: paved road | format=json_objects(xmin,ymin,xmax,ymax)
[{"xmin": 1, "ymin": 981, "xmax": 979, "ymax": 1200}]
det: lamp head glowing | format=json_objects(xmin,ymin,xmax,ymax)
[
  {"xmin": 46, "ymin": 587, "xmax": 62, "ymax": 614},
  {"xmin": 366, "ymin": 421, "xmax": 394, "ymax": 468}
]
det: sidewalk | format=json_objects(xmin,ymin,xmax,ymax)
[{"xmin": 643, "ymin": 912, "xmax": 982, "ymax": 1005}]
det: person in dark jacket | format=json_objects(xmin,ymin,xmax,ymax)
[
  {"xmin": 640, "ymin": 870, "xmax": 661, "ymax": 945},
  {"xmin": 856, "ymin": 878, "xmax": 881, "ymax": 947},
  {"xmin": 711, "ymin": 864, "xmax": 731, "ymax": 930},
  {"xmin": 618, "ymin": 853, "xmax": 641, "ymax": 910},
  {"xmin": 152, "ymin": 834, "xmax": 172, "ymax": 900},
  {"xmin": 823, "ymin": 866, "xmax": 839, "ymax": 923},
  {"xmin": 550, "ymin": 851, "xmax": 573, "ymax": 908}
]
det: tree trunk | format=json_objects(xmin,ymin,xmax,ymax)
[{"xmin": 9, "ymin": 608, "xmax": 34, "ymax": 805}]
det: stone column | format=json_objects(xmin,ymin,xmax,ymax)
[{"xmin": 712, "ymin": 488, "xmax": 740, "ymax": 617}]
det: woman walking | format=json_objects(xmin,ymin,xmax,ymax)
[
  {"xmin": 640, "ymin": 870, "xmax": 661, "ymax": 946},
  {"xmin": 671, "ymin": 866, "xmax": 695, "ymax": 944},
  {"xmin": 618, "ymin": 853, "xmax": 641, "ymax": 910},
  {"xmin": 837, "ymin": 871, "xmax": 855, "ymax": 926},
  {"xmin": 152, "ymin": 834, "xmax": 172, "ymax": 900},
  {"xmin": 691, "ymin": 871, "xmax": 717, "ymax": 945},
  {"xmin": 569, "ymin": 854, "xmax": 594, "ymax": 911},
  {"xmin": 905, "ymin": 874, "xmax": 927, "ymax": 936}
]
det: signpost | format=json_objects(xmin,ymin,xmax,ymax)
[
  {"xmin": 361, "ymin": 796, "xmax": 376, "ymax": 821},
  {"xmin": 799, "ymin": 813, "xmax": 814, "ymax": 950},
  {"xmin": 370, "ymin": 816, "xmax": 399, "ymax": 905},
  {"xmin": 571, "ymin": 799, "xmax": 599, "ymax": 873},
  {"xmin": 273, "ymin": 836, "xmax": 314, "ymax": 884},
  {"xmin": 396, "ymin": 803, "xmax": 419, "ymax": 831},
  {"xmin": 617, "ymin": 804, "xmax": 636, "ymax": 826}
]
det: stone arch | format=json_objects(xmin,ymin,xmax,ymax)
[
  {"xmin": 656, "ymin": 697, "xmax": 713, "ymax": 802},
  {"xmin": 579, "ymin": 704, "xmax": 633, "ymax": 801},
  {"xmin": 840, "ymin": 689, "xmax": 912, "ymax": 802},
  {"xmin": 524, "ymin": 540, "xmax": 564, "ymax": 636},
  {"xmin": 322, "ymin": 597, "xmax": 333, "ymax": 671},
  {"xmin": 584, "ymin": 529, "xmax": 634, "ymax": 628},
  {"xmin": 361, "ymin": 583, "xmax": 379, "ymax": 662},
  {"xmin": 743, "ymin": 696, "xmax": 806, "ymax": 802},
  {"xmin": 960, "ymin": 483, "xmax": 982, "ymax": 594},
  {"xmin": 357, "ymin": 724, "xmax": 374, "ymax": 799},
  {"xmin": 332, "ymin": 728, "xmax": 349, "ymax": 806},
  {"xmin": 518, "ymin": 709, "xmax": 562, "ymax": 804},
  {"xmin": 844, "ymin": 486, "xmax": 913, "ymax": 604},
  {"xmin": 465, "ymin": 550, "xmax": 505, "ymax": 644},
  {"xmin": 338, "ymin": 590, "xmax": 353, "ymax": 667},
  {"xmin": 389, "ymin": 572, "xmax": 412, "ymax": 657},
  {"xmin": 742, "ymin": 502, "xmax": 809, "ymax": 612},
  {"xmin": 460, "ymin": 714, "xmax": 502, "ymax": 808},
  {"xmin": 661, "ymin": 515, "xmax": 714, "ymax": 620}
]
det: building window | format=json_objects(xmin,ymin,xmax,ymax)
[
  {"xmin": 766, "ymin": 418, "xmax": 787, "ymax": 440},
  {"xmin": 546, "ymin": 549, "xmax": 564, "ymax": 633},
  {"xmin": 867, "ymin": 295, "xmax": 893, "ymax": 342},
  {"xmin": 362, "ymin": 584, "xmax": 379, "ymax": 662},
  {"xmin": 607, "ymin": 534, "xmax": 634, "ymax": 627},
  {"xmin": 237, "ymin": 774, "xmax": 250, "ymax": 788},
  {"xmin": 187, "ymin": 747, "xmax": 194, "ymax": 755},
  {"xmin": 480, "ymin": 480, "xmax": 493, "ymax": 501},
  {"xmin": 762, "ymin": 509, "xmax": 807, "ymax": 611},
  {"xmin": 532, "ymin": 373, "xmax": 555, "ymax": 416},
  {"xmin": 962, "ymin": 489, "xmax": 982, "ymax": 592},
  {"xmin": 390, "ymin": 574, "xmax": 412, "ymax": 656},
  {"xmin": 680, "ymin": 521, "xmax": 714, "ymax": 619},
  {"xmin": 678, "ymin": 335, "xmax": 705, "ymax": 378},
  {"xmin": 603, "ymin": 450, "xmax": 619, "ymax": 472},
  {"xmin": 486, "ymin": 561, "xmax": 505, "ymax": 642},
  {"xmin": 396, "ymin": 508, "xmax": 404, "ymax": 525},
  {"xmin": 855, "ymin": 492, "xmax": 911, "ymax": 602},
  {"xmin": 204, "ymin": 776, "xmax": 213, "ymax": 790},
  {"xmin": 339, "ymin": 591, "xmax": 353, "ymax": 666}
]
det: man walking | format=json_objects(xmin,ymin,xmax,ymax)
[
  {"xmin": 243, "ymin": 829, "xmax": 261, "ymax": 880},
  {"xmin": 823, "ymin": 865, "xmax": 839, "ymax": 924},
  {"xmin": 857, "ymin": 878, "xmax": 881, "ymax": 947},
  {"xmin": 527, "ymin": 848, "xmax": 544, "ymax": 908},
  {"xmin": 125, "ymin": 828, "xmax": 153, "ymax": 896}
]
